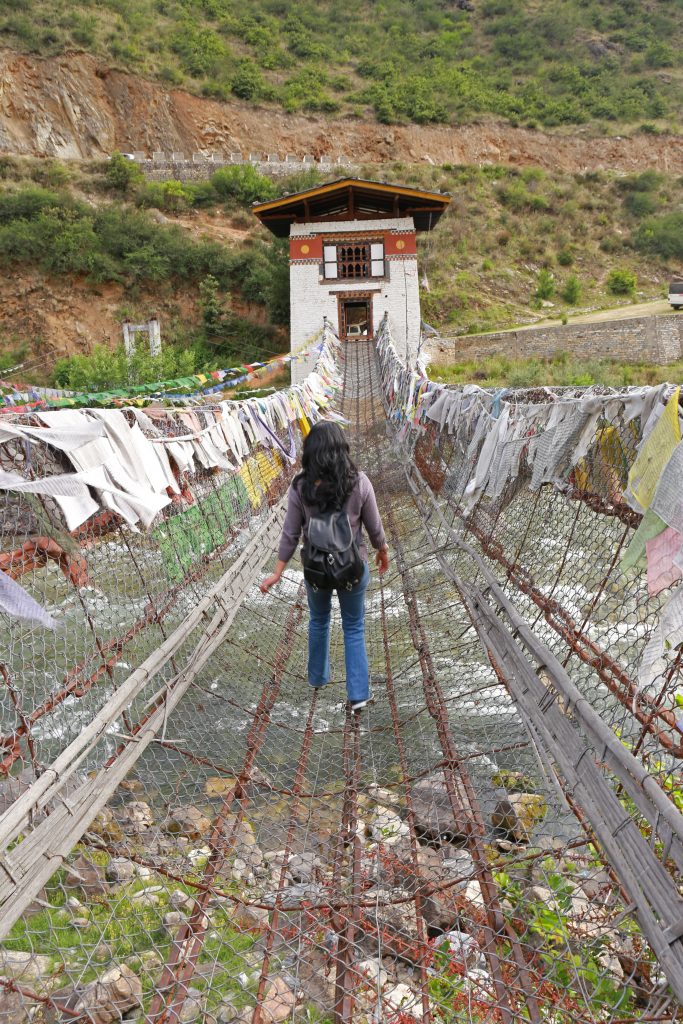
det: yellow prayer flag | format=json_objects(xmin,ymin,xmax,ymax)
[
  {"xmin": 627, "ymin": 387, "xmax": 680, "ymax": 511},
  {"xmin": 238, "ymin": 458, "xmax": 262, "ymax": 508},
  {"xmin": 255, "ymin": 450, "xmax": 278, "ymax": 487}
]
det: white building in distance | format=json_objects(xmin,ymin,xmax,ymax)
[{"xmin": 253, "ymin": 178, "xmax": 450, "ymax": 383}]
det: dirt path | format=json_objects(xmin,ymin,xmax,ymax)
[{"xmin": 517, "ymin": 298, "xmax": 675, "ymax": 331}]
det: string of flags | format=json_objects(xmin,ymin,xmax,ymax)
[{"xmin": 0, "ymin": 337, "xmax": 323, "ymax": 414}]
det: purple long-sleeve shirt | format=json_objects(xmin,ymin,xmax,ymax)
[{"xmin": 277, "ymin": 472, "xmax": 386, "ymax": 563}]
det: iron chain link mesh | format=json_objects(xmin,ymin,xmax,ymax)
[{"xmin": 0, "ymin": 333, "xmax": 682, "ymax": 1024}]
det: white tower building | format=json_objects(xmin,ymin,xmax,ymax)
[{"xmin": 253, "ymin": 178, "xmax": 450, "ymax": 383}]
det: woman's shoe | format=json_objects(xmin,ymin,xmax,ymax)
[{"xmin": 350, "ymin": 689, "xmax": 373, "ymax": 712}]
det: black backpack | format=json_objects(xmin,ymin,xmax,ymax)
[{"xmin": 301, "ymin": 499, "xmax": 365, "ymax": 591}]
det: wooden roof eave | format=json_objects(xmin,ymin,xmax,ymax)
[{"xmin": 252, "ymin": 178, "xmax": 450, "ymax": 216}]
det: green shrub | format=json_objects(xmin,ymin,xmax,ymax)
[
  {"xmin": 209, "ymin": 165, "xmax": 276, "ymax": 205},
  {"xmin": 561, "ymin": 274, "xmax": 581, "ymax": 304},
  {"xmin": 231, "ymin": 59, "xmax": 266, "ymax": 100},
  {"xmin": 53, "ymin": 343, "xmax": 200, "ymax": 390},
  {"xmin": 557, "ymin": 248, "xmax": 573, "ymax": 266},
  {"xmin": 624, "ymin": 191, "xmax": 659, "ymax": 217},
  {"xmin": 4, "ymin": 0, "xmax": 683, "ymax": 130},
  {"xmin": 606, "ymin": 268, "xmax": 637, "ymax": 296},
  {"xmin": 535, "ymin": 268, "xmax": 555, "ymax": 301},
  {"xmin": 105, "ymin": 152, "xmax": 144, "ymax": 192},
  {"xmin": 170, "ymin": 23, "xmax": 228, "ymax": 77},
  {"xmin": 633, "ymin": 212, "xmax": 683, "ymax": 262}
]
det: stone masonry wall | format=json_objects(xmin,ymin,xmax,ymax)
[
  {"xmin": 430, "ymin": 314, "xmax": 683, "ymax": 366},
  {"xmin": 138, "ymin": 156, "xmax": 356, "ymax": 182}
]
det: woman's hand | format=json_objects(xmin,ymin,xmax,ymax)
[
  {"xmin": 259, "ymin": 572, "xmax": 281, "ymax": 594},
  {"xmin": 260, "ymin": 559, "xmax": 287, "ymax": 594},
  {"xmin": 375, "ymin": 544, "xmax": 389, "ymax": 576}
]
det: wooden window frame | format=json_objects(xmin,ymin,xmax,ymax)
[{"xmin": 323, "ymin": 240, "xmax": 385, "ymax": 281}]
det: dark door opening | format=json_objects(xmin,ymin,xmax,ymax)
[{"xmin": 340, "ymin": 299, "xmax": 371, "ymax": 341}]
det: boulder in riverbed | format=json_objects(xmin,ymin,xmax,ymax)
[
  {"xmin": 492, "ymin": 793, "xmax": 547, "ymax": 842},
  {"xmin": 163, "ymin": 805, "xmax": 212, "ymax": 840},
  {"xmin": 411, "ymin": 773, "xmax": 469, "ymax": 845}
]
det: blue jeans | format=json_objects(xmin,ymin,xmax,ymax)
[{"xmin": 305, "ymin": 561, "xmax": 370, "ymax": 704}]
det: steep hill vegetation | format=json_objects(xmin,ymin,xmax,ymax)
[
  {"xmin": 0, "ymin": 156, "xmax": 680, "ymax": 388},
  {"xmin": 1, "ymin": 0, "xmax": 682, "ymax": 130}
]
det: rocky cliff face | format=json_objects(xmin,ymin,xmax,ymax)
[{"xmin": 1, "ymin": 48, "xmax": 683, "ymax": 172}]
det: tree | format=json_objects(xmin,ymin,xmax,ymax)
[
  {"xmin": 561, "ymin": 274, "xmax": 581, "ymax": 305},
  {"xmin": 199, "ymin": 274, "xmax": 233, "ymax": 337},
  {"xmin": 535, "ymin": 268, "xmax": 555, "ymax": 301},
  {"xmin": 105, "ymin": 152, "xmax": 143, "ymax": 193}
]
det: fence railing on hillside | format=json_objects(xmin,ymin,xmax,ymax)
[{"xmin": 129, "ymin": 151, "xmax": 357, "ymax": 180}]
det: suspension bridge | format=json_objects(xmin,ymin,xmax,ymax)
[{"xmin": 1, "ymin": 326, "xmax": 682, "ymax": 1024}]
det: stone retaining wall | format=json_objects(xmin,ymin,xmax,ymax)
[
  {"xmin": 431, "ymin": 313, "xmax": 683, "ymax": 366},
  {"xmin": 135, "ymin": 154, "xmax": 356, "ymax": 181}
]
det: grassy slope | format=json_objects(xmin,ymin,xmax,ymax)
[
  {"xmin": 0, "ymin": 156, "xmax": 681, "ymax": 388},
  {"xmin": 372, "ymin": 162, "xmax": 682, "ymax": 335},
  {"xmin": 1, "ymin": 0, "xmax": 683, "ymax": 129}
]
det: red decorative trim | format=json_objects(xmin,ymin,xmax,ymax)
[
  {"xmin": 384, "ymin": 231, "xmax": 417, "ymax": 256},
  {"xmin": 289, "ymin": 236, "xmax": 323, "ymax": 261}
]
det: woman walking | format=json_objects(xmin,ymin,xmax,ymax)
[{"xmin": 260, "ymin": 422, "xmax": 389, "ymax": 711}]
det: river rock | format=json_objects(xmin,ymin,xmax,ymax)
[
  {"xmin": 491, "ymin": 793, "xmax": 546, "ymax": 842},
  {"xmin": 365, "ymin": 806, "xmax": 409, "ymax": 845},
  {"xmin": 163, "ymin": 911, "xmax": 187, "ymax": 938},
  {"xmin": 170, "ymin": 889, "xmax": 196, "ymax": 913},
  {"xmin": 492, "ymin": 770, "xmax": 536, "ymax": 793},
  {"xmin": 366, "ymin": 783, "xmax": 402, "ymax": 808},
  {"xmin": 0, "ymin": 989, "xmax": 29, "ymax": 1024},
  {"xmin": 0, "ymin": 950, "xmax": 52, "ymax": 980},
  {"xmin": 261, "ymin": 882, "xmax": 324, "ymax": 909},
  {"xmin": 119, "ymin": 778, "xmax": 144, "ymax": 794},
  {"xmin": 368, "ymin": 888, "xmax": 420, "ymax": 963},
  {"xmin": 462, "ymin": 879, "xmax": 485, "ymax": 910},
  {"xmin": 216, "ymin": 1000, "xmax": 239, "ymax": 1023},
  {"xmin": 263, "ymin": 849, "xmax": 310, "ymax": 880},
  {"xmin": 288, "ymin": 851, "xmax": 320, "ymax": 883},
  {"xmin": 118, "ymin": 800, "xmax": 154, "ymax": 832},
  {"xmin": 440, "ymin": 929, "xmax": 486, "ymax": 970},
  {"xmin": 260, "ymin": 976, "xmax": 296, "ymax": 1023},
  {"xmin": 204, "ymin": 776, "xmax": 236, "ymax": 798},
  {"xmin": 222, "ymin": 813, "xmax": 263, "ymax": 870},
  {"xmin": 465, "ymin": 967, "xmax": 496, "ymax": 1000},
  {"xmin": 130, "ymin": 886, "xmax": 163, "ymax": 907},
  {"xmin": 65, "ymin": 853, "xmax": 108, "ymax": 897},
  {"xmin": 384, "ymin": 983, "xmax": 421, "ymax": 1019},
  {"xmin": 163, "ymin": 805, "xmax": 211, "ymax": 839},
  {"xmin": 355, "ymin": 958, "xmax": 388, "ymax": 989},
  {"xmin": 411, "ymin": 773, "xmax": 469, "ymax": 845},
  {"xmin": 88, "ymin": 807, "xmax": 124, "ymax": 844},
  {"xmin": 417, "ymin": 847, "xmax": 476, "ymax": 931},
  {"xmin": 105, "ymin": 857, "xmax": 137, "ymax": 885},
  {"xmin": 179, "ymin": 987, "xmax": 204, "ymax": 1022},
  {"xmin": 231, "ymin": 902, "xmax": 269, "ymax": 929},
  {"xmin": 57, "ymin": 964, "xmax": 142, "ymax": 1023}
]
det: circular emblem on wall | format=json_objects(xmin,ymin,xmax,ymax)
[
  {"xmin": 300, "ymin": 243, "xmax": 310, "ymax": 255},
  {"xmin": 395, "ymin": 239, "xmax": 405, "ymax": 250}
]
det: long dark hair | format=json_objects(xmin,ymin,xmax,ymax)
[{"xmin": 295, "ymin": 421, "xmax": 359, "ymax": 511}]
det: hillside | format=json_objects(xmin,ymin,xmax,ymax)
[
  {"xmin": 1, "ymin": 0, "xmax": 683, "ymax": 131},
  {"xmin": 4, "ymin": 50, "xmax": 683, "ymax": 169},
  {"xmin": 0, "ymin": 156, "xmax": 681, "ymax": 391}
]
